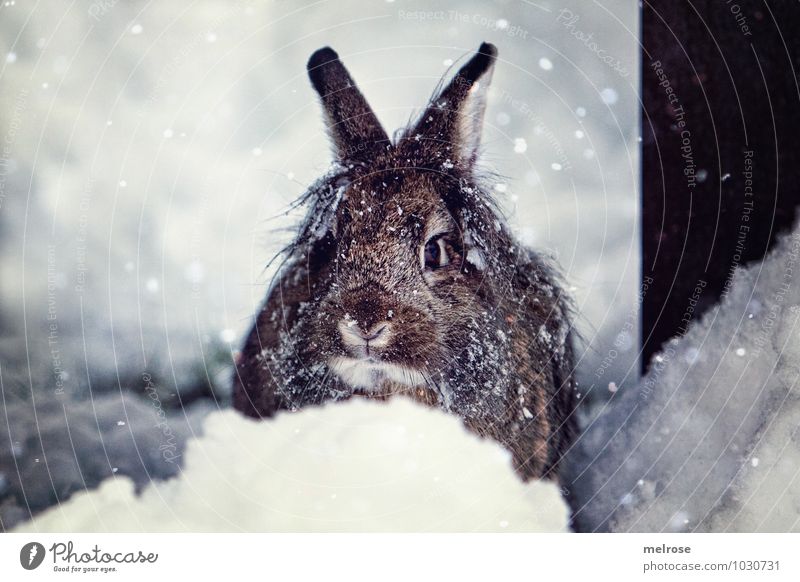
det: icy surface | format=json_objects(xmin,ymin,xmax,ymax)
[
  {"xmin": 15, "ymin": 398, "xmax": 569, "ymax": 532},
  {"xmin": 565, "ymin": 222, "xmax": 800, "ymax": 532}
]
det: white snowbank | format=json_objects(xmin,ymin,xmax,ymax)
[
  {"xmin": 15, "ymin": 398, "xmax": 569, "ymax": 532},
  {"xmin": 566, "ymin": 222, "xmax": 800, "ymax": 532}
]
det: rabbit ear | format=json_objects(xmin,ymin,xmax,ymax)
[
  {"xmin": 307, "ymin": 47, "xmax": 390, "ymax": 163},
  {"xmin": 408, "ymin": 43, "xmax": 497, "ymax": 170}
]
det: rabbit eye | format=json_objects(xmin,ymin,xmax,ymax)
[{"xmin": 423, "ymin": 237, "xmax": 449, "ymax": 270}]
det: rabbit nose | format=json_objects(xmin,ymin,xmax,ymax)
[
  {"xmin": 359, "ymin": 324, "xmax": 387, "ymax": 341},
  {"xmin": 338, "ymin": 320, "xmax": 391, "ymax": 348}
]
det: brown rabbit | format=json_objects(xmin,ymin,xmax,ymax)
[{"xmin": 233, "ymin": 43, "xmax": 577, "ymax": 480}]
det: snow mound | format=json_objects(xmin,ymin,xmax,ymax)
[
  {"xmin": 566, "ymin": 223, "xmax": 800, "ymax": 532},
  {"xmin": 15, "ymin": 398, "xmax": 569, "ymax": 532}
]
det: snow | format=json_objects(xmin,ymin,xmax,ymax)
[
  {"xmin": 565, "ymin": 222, "xmax": 800, "ymax": 532},
  {"xmin": 466, "ymin": 247, "xmax": 487, "ymax": 271},
  {"xmin": 15, "ymin": 399, "xmax": 569, "ymax": 533},
  {"xmin": 599, "ymin": 87, "xmax": 619, "ymax": 105}
]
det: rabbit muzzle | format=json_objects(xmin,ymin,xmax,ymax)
[{"xmin": 319, "ymin": 281, "xmax": 439, "ymax": 391}]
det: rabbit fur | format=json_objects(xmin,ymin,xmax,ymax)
[{"xmin": 233, "ymin": 43, "xmax": 578, "ymax": 480}]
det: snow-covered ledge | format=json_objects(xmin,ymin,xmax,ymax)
[
  {"xmin": 567, "ymin": 220, "xmax": 800, "ymax": 532},
  {"xmin": 15, "ymin": 399, "xmax": 569, "ymax": 533}
]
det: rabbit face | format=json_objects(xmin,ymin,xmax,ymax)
[
  {"xmin": 294, "ymin": 44, "xmax": 501, "ymax": 393},
  {"xmin": 312, "ymin": 170, "xmax": 474, "ymax": 391}
]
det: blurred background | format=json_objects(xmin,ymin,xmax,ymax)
[{"xmin": 0, "ymin": 0, "xmax": 638, "ymax": 526}]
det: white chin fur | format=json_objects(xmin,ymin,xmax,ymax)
[{"xmin": 328, "ymin": 356, "xmax": 426, "ymax": 390}]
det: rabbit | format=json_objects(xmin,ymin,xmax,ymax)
[{"xmin": 233, "ymin": 43, "xmax": 578, "ymax": 481}]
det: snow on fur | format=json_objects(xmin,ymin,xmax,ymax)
[{"xmin": 15, "ymin": 398, "xmax": 569, "ymax": 532}]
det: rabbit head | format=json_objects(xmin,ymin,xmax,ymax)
[{"xmin": 302, "ymin": 44, "xmax": 516, "ymax": 393}]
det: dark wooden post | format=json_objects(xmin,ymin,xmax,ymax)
[{"xmin": 642, "ymin": 0, "xmax": 800, "ymax": 370}]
